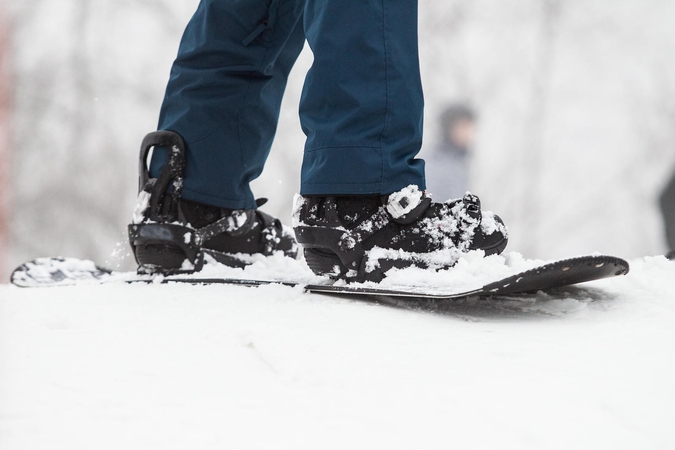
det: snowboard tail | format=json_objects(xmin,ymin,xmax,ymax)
[{"xmin": 10, "ymin": 255, "xmax": 630, "ymax": 300}]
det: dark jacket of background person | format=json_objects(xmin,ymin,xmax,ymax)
[{"xmin": 660, "ymin": 169, "xmax": 675, "ymax": 257}]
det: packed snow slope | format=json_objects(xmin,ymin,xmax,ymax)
[{"xmin": 1, "ymin": 254, "xmax": 674, "ymax": 450}]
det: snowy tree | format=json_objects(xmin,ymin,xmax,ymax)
[
  {"xmin": 418, "ymin": 0, "xmax": 675, "ymax": 259},
  {"xmin": 7, "ymin": 0, "xmax": 199, "ymax": 275},
  {"xmin": 0, "ymin": 0, "xmax": 10, "ymax": 276}
]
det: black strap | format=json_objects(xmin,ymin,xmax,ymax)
[{"xmin": 194, "ymin": 210, "xmax": 256, "ymax": 244}]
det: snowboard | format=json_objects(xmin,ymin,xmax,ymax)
[{"xmin": 10, "ymin": 255, "xmax": 629, "ymax": 301}]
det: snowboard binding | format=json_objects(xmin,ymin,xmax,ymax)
[
  {"xmin": 293, "ymin": 186, "xmax": 509, "ymax": 283},
  {"xmin": 128, "ymin": 131, "xmax": 298, "ymax": 275},
  {"xmin": 128, "ymin": 131, "xmax": 206, "ymax": 273}
]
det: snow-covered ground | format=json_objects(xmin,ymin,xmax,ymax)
[{"xmin": 1, "ymin": 255, "xmax": 674, "ymax": 449}]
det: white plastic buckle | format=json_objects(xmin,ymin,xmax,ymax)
[{"xmin": 386, "ymin": 185, "xmax": 424, "ymax": 219}]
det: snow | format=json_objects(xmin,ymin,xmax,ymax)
[
  {"xmin": 375, "ymin": 250, "xmax": 545, "ymax": 293},
  {"xmin": 1, "ymin": 257, "xmax": 674, "ymax": 449},
  {"xmin": 132, "ymin": 191, "xmax": 151, "ymax": 225}
]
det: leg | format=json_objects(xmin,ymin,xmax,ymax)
[
  {"xmin": 293, "ymin": 0, "xmax": 508, "ymax": 282},
  {"xmin": 130, "ymin": 0, "xmax": 305, "ymax": 273},
  {"xmin": 299, "ymin": 0, "xmax": 425, "ymax": 195},
  {"xmin": 151, "ymin": 0, "xmax": 305, "ymax": 210}
]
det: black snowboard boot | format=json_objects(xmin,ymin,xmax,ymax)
[
  {"xmin": 128, "ymin": 131, "xmax": 298, "ymax": 274},
  {"xmin": 293, "ymin": 186, "xmax": 508, "ymax": 282}
]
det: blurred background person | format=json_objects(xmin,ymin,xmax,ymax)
[
  {"xmin": 660, "ymin": 168, "xmax": 675, "ymax": 259},
  {"xmin": 424, "ymin": 103, "xmax": 476, "ymax": 201}
]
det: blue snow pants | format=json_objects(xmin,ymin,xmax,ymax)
[{"xmin": 151, "ymin": 0, "xmax": 426, "ymax": 210}]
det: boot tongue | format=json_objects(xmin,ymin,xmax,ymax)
[
  {"xmin": 386, "ymin": 185, "xmax": 432, "ymax": 225},
  {"xmin": 335, "ymin": 196, "xmax": 381, "ymax": 228},
  {"xmin": 180, "ymin": 199, "xmax": 231, "ymax": 229}
]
